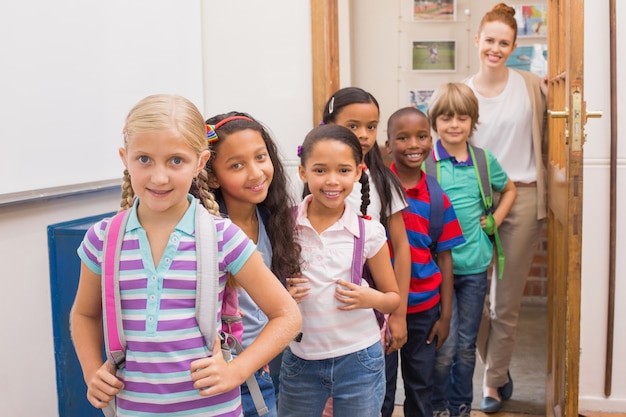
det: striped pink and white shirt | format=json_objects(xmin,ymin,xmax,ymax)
[{"xmin": 290, "ymin": 195, "xmax": 386, "ymax": 360}]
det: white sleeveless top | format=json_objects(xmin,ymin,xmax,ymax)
[{"xmin": 466, "ymin": 69, "xmax": 537, "ymax": 183}]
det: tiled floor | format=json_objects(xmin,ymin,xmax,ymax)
[
  {"xmin": 391, "ymin": 301, "xmax": 547, "ymax": 416},
  {"xmin": 387, "ymin": 301, "xmax": 625, "ymax": 417},
  {"xmin": 392, "ymin": 410, "xmax": 541, "ymax": 417}
]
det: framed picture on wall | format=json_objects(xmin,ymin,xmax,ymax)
[
  {"xmin": 412, "ymin": 40, "xmax": 456, "ymax": 72},
  {"xmin": 514, "ymin": 4, "xmax": 547, "ymax": 37},
  {"xmin": 506, "ymin": 43, "xmax": 548, "ymax": 77},
  {"xmin": 409, "ymin": 89, "xmax": 435, "ymax": 113},
  {"xmin": 413, "ymin": 0, "xmax": 456, "ymax": 21}
]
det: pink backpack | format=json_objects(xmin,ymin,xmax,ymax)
[
  {"xmin": 101, "ymin": 201, "xmax": 268, "ymax": 416},
  {"xmin": 220, "ymin": 283, "xmax": 243, "ymax": 343}
]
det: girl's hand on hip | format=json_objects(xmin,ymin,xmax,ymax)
[{"xmin": 190, "ymin": 335, "xmax": 239, "ymax": 396}]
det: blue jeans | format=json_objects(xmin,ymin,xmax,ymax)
[
  {"xmin": 268, "ymin": 350, "xmax": 283, "ymax": 399},
  {"xmin": 382, "ymin": 305, "xmax": 439, "ymax": 417},
  {"xmin": 432, "ymin": 272, "xmax": 488, "ymax": 416},
  {"xmin": 242, "ymin": 367, "xmax": 277, "ymax": 417},
  {"xmin": 278, "ymin": 343, "xmax": 385, "ymax": 417}
]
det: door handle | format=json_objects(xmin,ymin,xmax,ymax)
[
  {"xmin": 586, "ymin": 110, "xmax": 603, "ymax": 119},
  {"xmin": 548, "ymin": 109, "xmax": 569, "ymax": 118},
  {"xmin": 548, "ymin": 108, "xmax": 570, "ymax": 144},
  {"xmin": 583, "ymin": 110, "xmax": 603, "ymax": 143}
]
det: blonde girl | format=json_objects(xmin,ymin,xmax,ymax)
[{"xmin": 70, "ymin": 94, "xmax": 301, "ymax": 417}]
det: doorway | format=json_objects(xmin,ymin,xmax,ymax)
[{"xmin": 311, "ymin": 1, "xmax": 588, "ymax": 416}]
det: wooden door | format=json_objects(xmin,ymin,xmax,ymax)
[
  {"xmin": 310, "ymin": 0, "xmax": 339, "ymax": 126},
  {"xmin": 545, "ymin": 0, "xmax": 596, "ymax": 416}
]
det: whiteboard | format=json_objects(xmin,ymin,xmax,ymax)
[{"xmin": 0, "ymin": 0, "xmax": 204, "ymax": 196}]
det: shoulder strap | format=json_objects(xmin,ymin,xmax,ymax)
[
  {"xmin": 102, "ymin": 203, "xmax": 268, "ymax": 415},
  {"xmin": 102, "ymin": 209, "xmax": 131, "ymax": 369},
  {"xmin": 422, "ymin": 152, "xmax": 444, "ymax": 254},
  {"xmin": 468, "ymin": 144, "xmax": 493, "ymax": 213},
  {"xmin": 468, "ymin": 145, "xmax": 506, "ymax": 280},
  {"xmin": 424, "ymin": 154, "xmax": 438, "ymax": 180},
  {"xmin": 194, "ymin": 203, "xmax": 219, "ymax": 353},
  {"xmin": 354, "ymin": 216, "xmax": 386, "ymax": 330},
  {"xmin": 425, "ymin": 174, "xmax": 444, "ymax": 254},
  {"xmin": 102, "ymin": 204, "xmax": 221, "ymax": 363},
  {"xmin": 351, "ymin": 216, "xmax": 365, "ymax": 286}
]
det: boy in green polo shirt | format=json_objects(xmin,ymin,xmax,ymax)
[{"xmin": 427, "ymin": 83, "xmax": 517, "ymax": 417}]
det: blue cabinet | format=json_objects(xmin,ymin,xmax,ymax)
[{"xmin": 48, "ymin": 212, "xmax": 114, "ymax": 417}]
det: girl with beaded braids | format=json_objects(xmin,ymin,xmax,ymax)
[
  {"xmin": 321, "ymin": 88, "xmax": 411, "ymax": 415},
  {"xmin": 70, "ymin": 94, "xmax": 301, "ymax": 417},
  {"xmin": 202, "ymin": 111, "xmax": 302, "ymax": 417},
  {"xmin": 279, "ymin": 124, "xmax": 400, "ymax": 417}
]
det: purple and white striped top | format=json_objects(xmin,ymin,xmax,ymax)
[{"xmin": 77, "ymin": 197, "xmax": 256, "ymax": 416}]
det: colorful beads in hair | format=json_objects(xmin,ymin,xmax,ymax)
[
  {"xmin": 206, "ymin": 116, "xmax": 254, "ymax": 143},
  {"xmin": 206, "ymin": 124, "xmax": 218, "ymax": 142}
]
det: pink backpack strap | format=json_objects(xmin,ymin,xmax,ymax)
[
  {"xmin": 351, "ymin": 216, "xmax": 365, "ymax": 285},
  {"xmin": 102, "ymin": 209, "xmax": 131, "ymax": 369},
  {"xmin": 354, "ymin": 216, "xmax": 387, "ymax": 330}
]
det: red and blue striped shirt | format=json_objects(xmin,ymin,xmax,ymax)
[{"xmin": 390, "ymin": 163, "xmax": 465, "ymax": 314}]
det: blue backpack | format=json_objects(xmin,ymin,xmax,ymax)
[{"xmin": 424, "ymin": 174, "xmax": 445, "ymax": 258}]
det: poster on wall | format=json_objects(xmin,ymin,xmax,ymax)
[
  {"xmin": 409, "ymin": 89, "xmax": 435, "ymax": 113},
  {"xmin": 506, "ymin": 44, "xmax": 548, "ymax": 77},
  {"xmin": 413, "ymin": 0, "xmax": 456, "ymax": 21},
  {"xmin": 412, "ymin": 40, "xmax": 456, "ymax": 72},
  {"xmin": 514, "ymin": 4, "xmax": 547, "ymax": 37}
]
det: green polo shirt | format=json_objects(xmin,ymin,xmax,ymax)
[{"xmin": 432, "ymin": 140, "xmax": 509, "ymax": 275}]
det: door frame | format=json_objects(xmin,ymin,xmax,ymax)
[
  {"xmin": 310, "ymin": 0, "xmax": 339, "ymax": 127},
  {"xmin": 545, "ymin": 0, "xmax": 585, "ymax": 416},
  {"xmin": 310, "ymin": 2, "xmax": 587, "ymax": 416}
]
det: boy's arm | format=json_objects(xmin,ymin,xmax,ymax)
[
  {"xmin": 427, "ymin": 249, "xmax": 453, "ymax": 349},
  {"xmin": 386, "ymin": 211, "xmax": 411, "ymax": 353},
  {"xmin": 493, "ymin": 178, "xmax": 517, "ymax": 227}
]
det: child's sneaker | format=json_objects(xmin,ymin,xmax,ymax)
[
  {"xmin": 456, "ymin": 404, "xmax": 471, "ymax": 417},
  {"xmin": 433, "ymin": 410, "xmax": 450, "ymax": 417}
]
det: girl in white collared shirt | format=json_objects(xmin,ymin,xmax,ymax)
[{"xmin": 278, "ymin": 124, "xmax": 400, "ymax": 417}]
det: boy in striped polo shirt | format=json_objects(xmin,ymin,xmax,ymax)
[{"xmin": 382, "ymin": 107, "xmax": 465, "ymax": 417}]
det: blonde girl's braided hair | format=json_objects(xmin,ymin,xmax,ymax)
[{"xmin": 119, "ymin": 94, "xmax": 220, "ymax": 216}]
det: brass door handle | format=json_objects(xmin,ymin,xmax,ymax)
[
  {"xmin": 586, "ymin": 110, "xmax": 603, "ymax": 119},
  {"xmin": 548, "ymin": 109, "xmax": 569, "ymax": 118}
]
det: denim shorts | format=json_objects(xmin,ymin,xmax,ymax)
[
  {"xmin": 278, "ymin": 343, "xmax": 385, "ymax": 417},
  {"xmin": 241, "ymin": 365, "xmax": 277, "ymax": 417}
]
